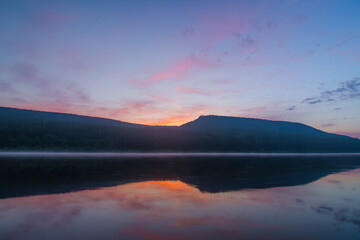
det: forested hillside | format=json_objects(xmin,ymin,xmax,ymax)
[{"xmin": 1, "ymin": 107, "xmax": 359, "ymax": 152}]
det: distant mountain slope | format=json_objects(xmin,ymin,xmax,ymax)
[
  {"xmin": 0, "ymin": 107, "xmax": 359, "ymax": 152},
  {"xmin": 181, "ymin": 115, "xmax": 327, "ymax": 135},
  {"xmin": 0, "ymin": 106, "xmax": 146, "ymax": 128}
]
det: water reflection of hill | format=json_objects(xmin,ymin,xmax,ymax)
[{"xmin": 1, "ymin": 155, "xmax": 360, "ymax": 198}]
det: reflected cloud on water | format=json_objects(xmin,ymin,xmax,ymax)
[{"xmin": 0, "ymin": 155, "xmax": 360, "ymax": 239}]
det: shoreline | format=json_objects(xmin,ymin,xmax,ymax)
[{"xmin": 1, "ymin": 152, "xmax": 360, "ymax": 157}]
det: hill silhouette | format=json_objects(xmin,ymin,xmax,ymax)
[
  {"xmin": 181, "ymin": 115, "xmax": 328, "ymax": 135},
  {"xmin": 0, "ymin": 106, "xmax": 359, "ymax": 152},
  {"xmin": 0, "ymin": 106, "xmax": 146, "ymax": 128}
]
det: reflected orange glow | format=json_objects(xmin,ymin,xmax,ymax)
[
  {"xmin": 146, "ymin": 180, "xmax": 193, "ymax": 189},
  {"xmin": 1, "ymin": 171, "xmax": 360, "ymax": 240}
]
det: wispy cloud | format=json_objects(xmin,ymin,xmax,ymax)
[
  {"xmin": 302, "ymin": 78, "xmax": 360, "ymax": 105},
  {"xmin": 34, "ymin": 11, "xmax": 77, "ymax": 24},
  {"xmin": 29, "ymin": 10, "xmax": 78, "ymax": 38},
  {"xmin": 182, "ymin": 27, "xmax": 194, "ymax": 41},
  {"xmin": 196, "ymin": 11, "xmax": 250, "ymax": 46},
  {"xmin": 176, "ymin": 87, "xmax": 212, "ymax": 96},
  {"xmin": 326, "ymin": 33, "xmax": 355, "ymax": 52},
  {"xmin": 148, "ymin": 58, "xmax": 197, "ymax": 83},
  {"xmin": 0, "ymin": 82, "xmax": 16, "ymax": 94},
  {"xmin": 286, "ymin": 105, "xmax": 296, "ymax": 111},
  {"xmin": 150, "ymin": 57, "xmax": 214, "ymax": 83},
  {"xmin": 321, "ymin": 123, "xmax": 334, "ymax": 128},
  {"xmin": 115, "ymin": 100, "xmax": 156, "ymax": 116},
  {"xmin": 213, "ymin": 79, "xmax": 234, "ymax": 85},
  {"xmin": 233, "ymin": 33, "xmax": 257, "ymax": 51},
  {"xmin": 132, "ymin": 56, "xmax": 216, "ymax": 86},
  {"xmin": 10, "ymin": 63, "xmax": 90, "ymax": 106},
  {"xmin": 58, "ymin": 48, "xmax": 95, "ymax": 73},
  {"xmin": 12, "ymin": 63, "xmax": 49, "ymax": 88}
]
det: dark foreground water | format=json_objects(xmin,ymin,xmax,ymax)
[{"xmin": 0, "ymin": 153, "xmax": 360, "ymax": 240}]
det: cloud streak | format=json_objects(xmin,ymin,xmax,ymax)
[
  {"xmin": 176, "ymin": 87, "xmax": 212, "ymax": 96},
  {"xmin": 302, "ymin": 78, "xmax": 360, "ymax": 105},
  {"xmin": 9, "ymin": 63, "xmax": 90, "ymax": 109},
  {"xmin": 34, "ymin": 11, "xmax": 77, "ymax": 24},
  {"xmin": 0, "ymin": 82, "xmax": 16, "ymax": 94},
  {"xmin": 321, "ymin": 123, "xmax": 334, "ymax": 128},
  {"xmin": 147, "ymin": 56, "xmax": 214, "ymax": 84},
  {"xmin": 286, "ymin": 105, "xmax": 296, "ymax": 111}
]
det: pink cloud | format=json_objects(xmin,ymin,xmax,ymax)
[
  {"xmin": 131, "ymin": 56, "xmax": 216, "ymax": 87},
  {"xmin": 147, "ymin": 56, "xmax": 212, "ymax": 83},
  {"xmin": 131, "ymin": 9, "xmax": 272, "ymax": 88}
]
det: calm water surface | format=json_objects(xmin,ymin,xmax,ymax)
[{"xmin": 0, "ymin": 154, "xmax": 359, "ymax": 240}]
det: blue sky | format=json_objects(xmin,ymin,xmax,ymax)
[{"xmin": 0, "ymin": 0, "xmax": 359, "ymax": 137}]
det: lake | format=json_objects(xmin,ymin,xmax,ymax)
[{"xmin": 0, "ymin": 153, "xmax": 360, "ymax": 240}]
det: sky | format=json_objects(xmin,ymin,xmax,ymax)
[{"xmin": 0, "ymin": 0, "xmax": 360, "ymax": 138}]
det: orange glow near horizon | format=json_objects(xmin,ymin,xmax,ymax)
[
  {"xmin": 138, "ymin": 116, "xmax": 196, "ymax": 126},
  {"xmin": 7, "ymin": 104, "xmax": 196, "ymax": 126}
]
